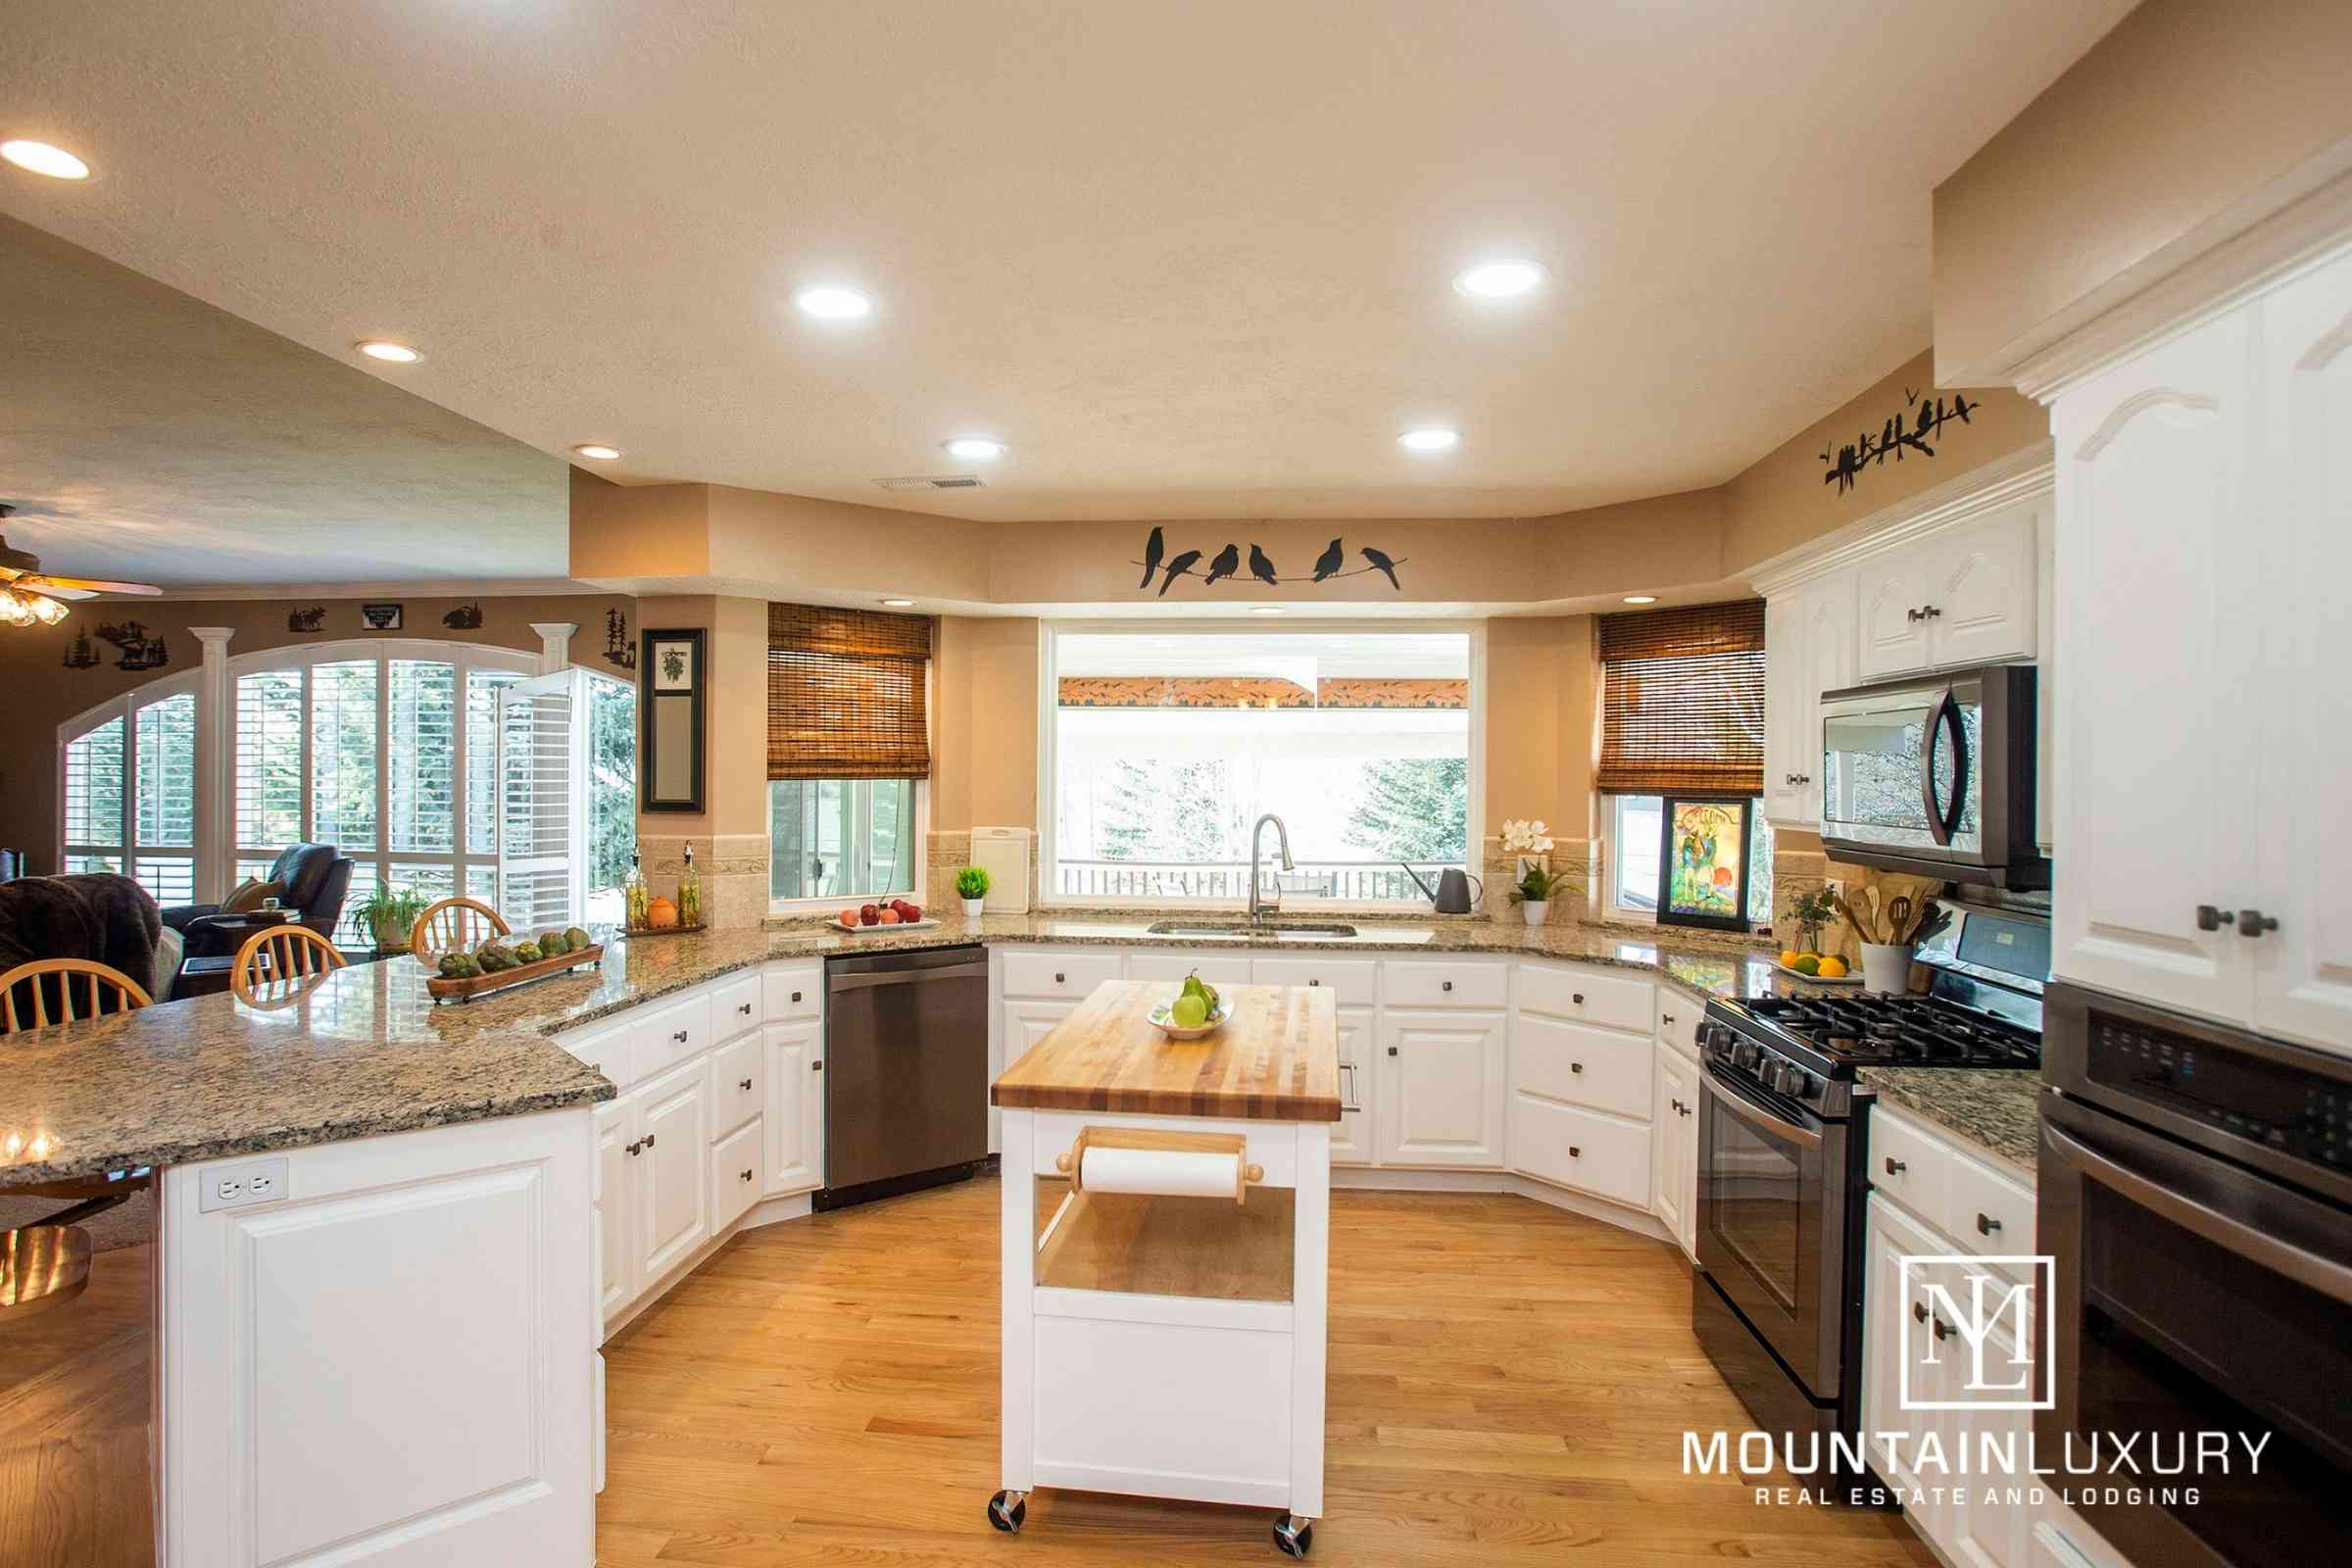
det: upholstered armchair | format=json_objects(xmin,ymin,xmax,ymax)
[{"xmin": 163, "ymin": 844, "xmax": 356, "ymax": 960}]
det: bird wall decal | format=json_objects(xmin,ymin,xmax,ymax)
[
  {"xmin": 1248, "ymin": 545, "xmax": 1279, "ymax": 586},
  {"xmin": 1138, "ymin": 526, "xmax": 1164, "ymax": 590},
  {"xmin": 1360, "ymin": 547, "xmax": 1401, "ymax": 590},
  {"xmin": 1129, "ymin": 529, "xmax": 1404, "ymax": 593},
  {"xmin": 1312, "ymin": 538, "xmax": 1345, "ymax": 581},
  {"xmin": 1203, "ymin": 543, "xmax": 1241, "ymax": 587},
  {"xmin": 1158, "ymin": 549, "xmax": 1202, "ymax": 596}
]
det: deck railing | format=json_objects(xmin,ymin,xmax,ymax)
[{"xmin": 1054, "ymin": 858, "xmax": 1463, "ymax": 904}]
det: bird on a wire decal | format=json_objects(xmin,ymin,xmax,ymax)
[{"xmin": 1133, "ymin": 532, "xmax": 1406, "ymax": 594}]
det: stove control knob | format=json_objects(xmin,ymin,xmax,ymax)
[
  {"xmin": 1735, "ymin": 1041, "xmax": 1763, "ymax": 1070},
  {"xmin": 1783, "ymin": 1066, "xmax": 1812, "ymax": 1098},
  {"xmin": 1762, "ymin": 1060, "xmax": 1789, "ymax": 1093}
]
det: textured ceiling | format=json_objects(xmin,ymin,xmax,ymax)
[
  {"xmin": 0, "ymin": 216, "xmax": 566, "ymax": 586},
  {"xmin": 0, "ymin": 0, "xmax": 2132, "ymax": 531}
]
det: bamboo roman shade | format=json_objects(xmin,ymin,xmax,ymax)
[
  {"xmin": 766, "ymin": 605, "xmax": 934, "ymax": 781},
  {"xmin": 1595, "ymin": 600, "xmax": 1766, "ymax": 796}
]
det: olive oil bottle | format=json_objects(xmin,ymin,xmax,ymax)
[
  {"xmin": 623, "ymin": 850, "xmax": 649, "ymax": 931},
  {"xmin": 676, "ymin": 842, "xmax": 703, "ymax": 928}
]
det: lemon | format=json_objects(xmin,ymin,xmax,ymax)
[
  {"xmin": 1170, "ymin": 993, "xmax": 1208, "ymax": 1029},
  {"xmin": 1779, "ymin": 950, "xmax": 1802, "ymax": 969},
  {"xmin": 1816, "ymin": 956, "xmax": 1848, "ymax": 979}
]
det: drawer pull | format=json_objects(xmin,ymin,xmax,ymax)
[
  {"xmin": 740, "ymin": 1168, "xmax": 755, "ymax": 1183},
  {"xmin": 625, "ymin": 1140, "xmax": 642, "ymax": 1156},
  {"xmin": 812, "ymin": 1060, "xmax": 823, "ymax": 1072},
  {"xmin": 1932, "ymin": 1315, "xmax": 1953, "ymax": 1342},
  {"xmin": 1912, "ymin": 1300, "xmax": 1928, "ymax": 1324},
  {"xmin": 1661, "ymin": 1012, "xmax": 1675, "ymax": 1025},
  {"xmin": 1055, "ymin": 972, "xmax": 1065, "ymax": 984},
  {"xmin": 642, "ymin": 1133, "xmax": 657, "ymax": 1150},
  {"xmin": 739, "ymin": 1077, "xmax": 754, "ymax": 1092},
  {"xmin": 1308, "ymin": 978, "xmax": 1318, "ymax": 986},
  {"xmin": 672, "ymin": 1030, "xmax": 689, "ymax": 1044},
  {"xmin": 1570, "ymin": 1062, "xmax": 1584, "ymax": 1074},
  {"xmin": 1976, "ymin": 1211, "xmax": 2002, "ymax": 1236},
  {"xmin": 1573, "ymin": 993, "xmax": 1585, "ymax": 1004},
  {"xmin": 1442, "ymin": 980, "xmax": 1453, "ymax": 992},
  {"xmin": 1387, "ymin": 1045, "xmax": 1399, "ymax": 1056},
  {"xmin": 1884, "ymin": 1157, "xmax": 1907, "ymax": 1175},
  {"xmin": 738, "ymin": 1003, "xmax": 753, "ymax": 1016},
  {"xmin": 791, "ymin": 990, "xmax": 803, "ymax": 1003},
  {"xmin": 1669, "ymin": 1098, "xmax": 1684, "ymax": 1114},
  {"xmin": 1680, "ymin": 1102, "xmax": 1692, "ymax": 1118},
  {"xmin": 1568, "ymin": 1146, "xmax": 1581, "ymax": 1158}
]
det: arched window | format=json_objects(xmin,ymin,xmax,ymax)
[{"xmin": 60, "ymin": 670, "xmax": 204, "ymax": 904}]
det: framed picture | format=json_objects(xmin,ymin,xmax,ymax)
[
  {"xmin": 360, "ymin": 602, "xmax": 403, "ymax": 630},
  {"xmin": 1655, "ymin": 796, "xmax": 1754, "ymax": 932},
  {"xmin": 639, "ymin": 627, "xmax": 705, "ymax": 812}
]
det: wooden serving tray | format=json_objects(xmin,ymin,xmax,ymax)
[
  {"xmin": 620, "ymin": 923, "xmax": 707, "ymax": 939},
  {"xmin": 424, "ymin": 944, "xmax": 605, "ymax": 1004}
]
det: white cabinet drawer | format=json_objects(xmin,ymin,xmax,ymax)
[
  {"xmin": 1002, "ymin": 950, "xmax": 1125, "ymax": 1000},
  {"xmin": 1512, "ymin": 1014, "xmax": 1652, "ymax": 1121},
  {"xmin": 710, "ymin": 971, "xmax": 763, "ymax": 1040},
  {"xmin": 1124, "ymin": 951, "xmax": 1254, "ymax": 989},
  {"xmin": 1516, "ymin": 962, "xmax": 1652, "ymax": 1033},
  {"xmin": 1868, "ymin": 1105, "xmax": 1951, "ymax": 1224},
  {"xmin": 712, "ymin": 1116, "xmax": 764, "ymax": 1231},
  {"xmin": 763, "ymin": 963, "xmax": 821, "ymax": 1020},
  {"xmin": 1948, "ymin": 1150, "xmax": 2034, "ymax": 1268},
  {"xmin": 1654, "ymin": 987, "xmax": 1704, "ymax": 1058},
  {"xmin": 632, "ymin": 993, "xmax": 713, "ymax": 1081},
  {"xmin": 563, "ymin": 1022, "xmax": 642, "ymax": 1092},
  {"xmin": 1250, "ymin": 956, "xmax": 1378, "ymax": 1006},
  {"xmin": 1381, "ymin": 958, "xmax": 1508, "ymax": 1009},
  {"xmin": 708, "ymin": 1033, "xmax": 763, "ymax": 1140},
  {"xmin": 1510, "ymin": 1095, "xmax": 1652, "ymax": 1209}
]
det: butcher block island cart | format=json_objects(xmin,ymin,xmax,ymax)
[{"xmin": 990, "ymin": 979, "xmax": 1341, "ymax": 1557}]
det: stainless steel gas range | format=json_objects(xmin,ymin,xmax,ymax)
[{"xmin": 1690, "ymin": 904, "xmax": 2046, "ymax": 1495}]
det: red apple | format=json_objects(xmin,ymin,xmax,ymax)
[
  {"xmin": 899, "ymin": 903, "xmax": 922, "ymax": 922},
  {"xmin": 859, "ymin": 904, "xmax": 881, "ymax": 926}
]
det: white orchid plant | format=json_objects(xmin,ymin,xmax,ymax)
[{"xmin": 1498, "ymin": 818, "xmax": 1555, "ymax": 857}]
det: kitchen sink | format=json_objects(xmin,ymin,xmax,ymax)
[{"xmin": 1145, "ymin": 921, "xmax": 1360, "ymax": 938}]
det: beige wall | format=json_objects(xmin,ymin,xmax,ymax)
[
  {"xmin": 1934, "ymin": 0, "xmax": 2352, "ymax": 383},
  {"xmin": 0, "ymin": 591, "xmax": 635, "ymax": 877},
  {"xmin": 932, "ymin": 616, "xmax": 1041, "ymax": 832},
  {"xmin": 631, "ymin": 595, "xmax": 770, "ymax": 841}
]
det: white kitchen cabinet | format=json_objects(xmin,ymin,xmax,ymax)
[
  {"xmin": 1125, "ymin": 950, "xmax": 1253, "ymax": 989},
  {"xmin": 1860, "ymin": 1193, "xmax": 1944, "ymax": 1497},
  {"xmin": 2051, "ymin": 300, "xmax": 2260, "ymax": 1027},
  {"xmin": 1376, "ymin": 1009, "xmax": 1507, "ymax": 1168},
  {"xmin": 2255, "ymin": 252, "xmax": 2352, "ymax": 1048},
  {"xmin": 1763, "ymin": 591, "xmax": 1810, "ymax": 823},
  {"xmin": 713, "ymin": 1115, "xmax": 765, "ymax": 1231},
  {"xmin": 1331, "ymin": 1005, "xmax": 1376, "ymax": 1164},
  {"xmin": 594, "ymin": 1097, "xmax": 637, "ymax": 1323},
  {"xmin": 635, "ymin": 1056, "xmax": 712, "ymax": 1285},
  {"xmin": 1003, "ymin": 998, "xmax": 1078, "ymax": 1070},
  {"xmin": 1652, "ymin": 1044, "xmax": 1697, "ymax": 1258},
  {"xmin": 763, "ymin": 1018, "xmax": 824, "ymax": 1195},
  {"xmin": 1856, "ymin": 506, "xmax": 2037, "ymax": 680}
]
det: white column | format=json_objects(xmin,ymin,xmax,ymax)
[
  {"xmin": 530, "ymin": 621, "xmax": 580, "ymax": 676},
  {"xmin": 189, "ymin": 626, "xmax": 236, "ymax": 903}
]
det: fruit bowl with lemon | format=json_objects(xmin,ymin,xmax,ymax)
[
  {"xmin": 1148, "ymin": 971, "xmax": 1230, "ymax": 1039},
  {"xmin": 1773, "ymin": 949, "xmax": 1857, "ymax": 984}
]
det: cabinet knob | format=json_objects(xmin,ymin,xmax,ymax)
[
  {"xmin": 1568, "ymin": 1146, "xmax": 1581, "ymax": 1158},
  {"xmin": 1976, "ymin": 1211, "xmax": 2001, "ymax": 1236},
  {"xmin": 1912, "ymin": 1300, "xmax": 1928, "ymax": 1324},
  {"xmin": 1308, "ymin": 978, "xmax": 1319, "ymax": 986},
  {"xmin": 1387, "ymin": 1046, "xmax": 1399, "ymax": 1056},
  {"xmin": 1661, "ymin": 1013, "xmax": 1675, "ymax": 1025},
  {"xmin": 738, "ymin": 1003, "xmax": 753, "ymax": 1015},
  {"xmin": 1922, "ymin": 605, "xmax": 1941, "ymax": 619},
  {"xmin": 672, "ymin": 1030, "xmax": 689, "ymax": 1044},
  {"xmin": 1442, "ymin": 980, "xmax": 1453, "ymax": 992},
  {"xmin": 1572, "ymin": 993, "xmax": 1584, "ymax": 1004},
  {"xmin": 740, "ymin": 1168, "xmax": 755, "ymax": 1183},
  {"xmin": 1791, "ymin": 773, "xmax": 1810, "ymax": 785},
  {"xmin": 1054, "ymin": 972, "xmax": 1065, "ymax": 984},
  {"xmin": 1669, "ymin": 1098, "xmax": 1684, "ymax": 1114},
  {"xmin": 1681, "ymin": 1103, "xmax": 1692, "ymax": 1118},
  {"xmin": 1884, "ymin": 1157, "xmax": 1907, "ymax": 1175},
  {"xmin": 642, "ymin": 1133, "xmax": 656, "ymax": 1150},
  {"xmin": 625, "ymin": 1140, "xmax": 642, "ymax": 1156},
  {"xmin": 791, "ymin": 990, "xmax": 803, "ymax": 1003},
  {"xmin": 1570, "ymin": 1061, "xmax": 1584, "ymax": 1074},
  {"xmin": 739, "ymin": 1077, "xmax": 754, "ymax": 1091},
  {"xmin": 2236, "ymin": 907, "xmax": 2278, "ymax": 938},
  {"xmin": 1932, "ymin": 1316, "xmax": 1954, "ymax": 1342},
  {"xmin": 812, "ymin": 1059, "xmax": 823, "ymax": 1072},
  {"xmin": 1906, "ymin": 607, "xmax": 1922, "ymax": 623},
  {"xmin": 2196, "ymin": 905, "xmax": 2233, "ymax": 932}
]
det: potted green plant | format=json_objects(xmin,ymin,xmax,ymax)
[
  {"xmin": 956, "ymin": 864, "xmax": 992, "ymax": 920},
  {"xmin": 353, "ymin": 883, "xmax": 432, "ymax": 954},
  {"xmin": 1508, "ymin": 860, "xmax": 1565, "ymax": 927},
  {"xmin": 1785, "ymin": 885, "xmax": 1839, "ymax": 957}
]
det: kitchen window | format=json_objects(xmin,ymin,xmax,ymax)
[
  {"xmin": 766, "ymin": 606, "xmax": 932, "ymax": 912},
  {"xmin": 1042, "ymin": 624, "xmax": 1478, "ymax": 906},
  {"xmin": 61, "ymin": 678, "xmax": 200, "ymax": 904},
  {"xmin": 1605, "ymin": 793, "xmax": 1774, "ymax": 927}
]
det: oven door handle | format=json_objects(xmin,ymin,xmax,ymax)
[
  {"xmin": 2043, "ymin": 1118, "xmax": 2352, "ymax": 1308},
  {"xmin": 1701, "ymin": 1067, "xmax": 1823, "ymax": 1151},
  {"xmin": 1918, "ymin": 685, "xmax": 1966, "ymax": 848}
]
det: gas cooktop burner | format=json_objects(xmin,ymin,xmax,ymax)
[{"xmin": 1740, "ymin": 993, "xmax": 2040, "ymax": 1068}]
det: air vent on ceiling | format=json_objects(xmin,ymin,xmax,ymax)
[{"xmin": 873, "ymin": 474, "xmax": 985, "ymax": 491}]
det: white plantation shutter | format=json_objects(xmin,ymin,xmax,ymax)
[
  {"xmin": 496, "ymin": 670, "xmax": 587, "ymax": 933},
  {"xmin": 235, "ymin": 670, "xmax": 305, "ymax": 848},
  {"xmin": 64, "ymin": 716, "xmax": 124, "ymax": 848},
  {"xmin": 466, "ymin": 669, "xmax": 523, "ymax": 855},
  {"xmin": 133, "ymin": 694, "xmax": 197, "ymax": 848},
  {"xmin": 387, "ymin": 660, "xmax": 458, "ymax": 852},
  {"xmin": 311, "ymin": 659, "xmax": 378, "ymax": 851}
]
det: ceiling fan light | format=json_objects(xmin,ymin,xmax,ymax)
[
  {"xmin": 27, "ymin": 593, "xmax": 69, "ymax": 625},
  {"xmin": 0, "ymin": 589, "xmax": 32, "ymax": 627}
]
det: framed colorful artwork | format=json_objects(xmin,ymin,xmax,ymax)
[
  {"xmin": 1655, "ymin": 796, "xmax": 1754, "ymax": 932},
  {"xmin": 640, "ymin": 627, "xmax": 706, "ymax": 813}
]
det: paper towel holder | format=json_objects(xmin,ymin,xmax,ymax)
[{"xmin": 1054, "ymin": 1126, "xmax": 1266, "ymax": 1205}]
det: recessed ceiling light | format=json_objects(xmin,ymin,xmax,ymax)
[
  {"xmin": 1398, "ymin": 427, "xmax": 1460, "ymax": 453},
  {"xmin": 357, "ymin": 340, "xmax": 421, "ymax": 364},
  {"xmin": 1, "ymin": 139, "xmax": 90, "ymax": 179},
  {"xmin": 1250, "ymin": 607, "xmax": 1287, "ymax": 615},
  {"xmin": 880, "ymin": 598, "xmax": 914, "ymax": 608},
  {"xmin": 943, "ymin": 436, "xmax": 1006, "ymax": 462},
  {"xmin": 1623, "ymin": 595, "xmax": 1659, "ymax": 605},
  {"xmin": 795, "ymin": 286, "xmax": 872, "ymax": 321},
  {"xmin": 1453, "ymin": 259, "xmax": 1547, "ymax": 299},
  {"xmin": 570, "ymin": 443, "xmax": 621, "ymax": 462}
]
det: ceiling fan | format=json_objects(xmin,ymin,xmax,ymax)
[{"xmin": 0, "ymin": 504, "xmax": 163, "ymax": 626}]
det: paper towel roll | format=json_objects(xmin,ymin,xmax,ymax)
[{"xmin": 1079, "ymin": 1145, "xmax": 1241, "ymax": 1200}]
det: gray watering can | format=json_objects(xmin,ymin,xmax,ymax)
[{"xmin": 1400, "ymin": 863, "xmax": 1483, "ymax": 914}]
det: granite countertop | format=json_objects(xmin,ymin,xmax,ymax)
[
  {"xmin": 1, "ymin": 908, "xmax": 1803, "ymax": 1187},
  {"xmin": 1859, "ymin": 1065, "xmax": 2041, "ymax": 1172}
]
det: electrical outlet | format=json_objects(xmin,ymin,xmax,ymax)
[{"xmin": 199, "ymin": 1155, "xmax": 290, "ymax": 1213}]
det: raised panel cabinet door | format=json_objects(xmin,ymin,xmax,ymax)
[
  {"xmin": 1651, "ymin": 1048, "xmax": 1693, "ymax": 1244},
  {"xmin": 1856, "ymin": 555, "xmax": 1934, "ymax": 679},
  {"xmin": 2257, "ymin": 252, "xmax": 2352, "ymax": 1052},
  {"xmin": 763, "ymin": 1019, "xmax": 824, "ymax": 1195},
  {"xmin": 1331, "ymin": 1006, "xmax": 1376, "ymax": 1164},
  {"xmin": 1376, "ymin": 1010, "xmax": 1506, "ymax": 1168},
  {"xmin": 1944, "ymin": 1312, "xmax": 2038, "ymax": 1568},
  {"xmin": 1800, "ymin": 569, "xmax": 1857, "ymax": 824},
  {"xmin": 1923, "ymin": 503, "xmax": 2039, "ymax": 668},
  {"xmin": 1002, "ymin": 998, "xmax": 1076, "ymax": 1070},
  {"xmin": 636, "ymin": 1057, "xmax": 711, "ymax": 1285},
  {"xmin": 1763, "ymin": 592, "xmax": 1810, "ymax": 824},
  {"xmin": 2051, "ymin": 305, "xmax": 2259, "ymax": 1025},
  {"xmin": 593, "ymin": 1097, "xmax": 636, "ymax": 1325},
  {"xmin": 1860, "ymin": 1196, "xmax": 1950, "ymax": 1507}
]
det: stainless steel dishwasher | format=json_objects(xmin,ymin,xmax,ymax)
[{"xmin": 816, "ymin": 944, "xmax": 991, "ymax": 1210}]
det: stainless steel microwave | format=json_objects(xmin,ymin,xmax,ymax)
[{"xmin": 1816, "ymin": 662, "xmax": 2048, "ymax": 889}]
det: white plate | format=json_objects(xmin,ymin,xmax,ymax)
[
  {"xmin": 1147, "ymin": 1000, "xmax": 1231, "ymax": 1040},
  {"xmin": 831, "ymin": 917, "xmax": 945, "ymax": 935},
  {"xmin": 1771, "ymin": 959, "xmax": 1862, "ymax": 985}
]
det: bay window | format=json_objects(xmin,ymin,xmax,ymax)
[{"xmin": 1044, "ymin": 625, "xmax": 1477, "ymax": 906}]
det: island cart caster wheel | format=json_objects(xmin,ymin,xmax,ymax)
[
  {"xmin": 988, "ymin": 1490, "xmax": 1027, "ymax": 1533},
  {"xmin": 1273, "ymin": 1513, "xmax": 1313, "ymax": 1557}
]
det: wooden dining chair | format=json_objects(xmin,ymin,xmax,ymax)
[
  {"xmin": 408, "ymin": 897, "xmax": 510, "ymax": 963},
  {"xmin": 230, "ymin": 923, "xmax": 347, "ymax": 1004},
  {"xmin": 0, "ymin": 957, "xmax": 154, "ymax": 1035}
]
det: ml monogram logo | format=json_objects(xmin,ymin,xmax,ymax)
[{"xmin": 1896, "ymin": 1254, "xmax": 2057, "ymax": 1412}]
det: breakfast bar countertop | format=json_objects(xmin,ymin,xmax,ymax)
[{"xmin": 992, "ymin": 980, "xmax": 1342, "ymax": 1121}]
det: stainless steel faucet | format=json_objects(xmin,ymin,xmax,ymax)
[{"xmin": 1248, "ymin": 813, "xmax": 1295, "ymax": 923}]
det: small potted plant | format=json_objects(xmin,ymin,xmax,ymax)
[
  {"xmin": 956, "ymin": 864, "xmax": 991, "ymax": 920},
  {"xmin": 1785, "ymin": 885, "xmax": 1839, "ymax": 958},
  {"xmin": 354, "ymin": 883, "xmax": 432, "ymax": 954},
  {"xmin": 1498, "ymin": 817, "xmax": 1555, "ymax": 882},
  {"xmin": 1509, "ymin": 860, "xmax": 1565, "ymax": 927}
]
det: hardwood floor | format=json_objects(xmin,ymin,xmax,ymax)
[
  {"xmin": 0, "ymin": 1241, "xmax": 153, "ymax": 1568},
  {"xmin": 599, "ymin": 1179, "xmax": 1934, "ymax": 1566}
]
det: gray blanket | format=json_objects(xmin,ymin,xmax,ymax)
[{"xmin": 0, "ymin": 872, "xmax": 164, "ymax": 996}]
